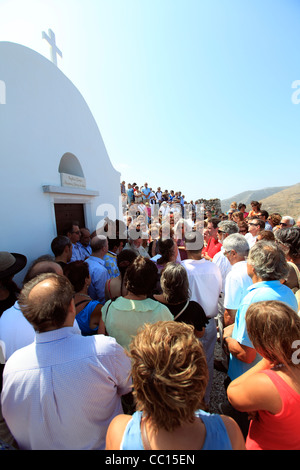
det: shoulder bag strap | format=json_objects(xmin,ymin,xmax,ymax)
[
  {"xmin": 174, "ymin": 300, "xmax": 189, "ymax": 320},
  {"xmin": 104, "ymin": 300, "xmax": 113, "ymax": 336},
  {"xmin": 75, "ymin": 299, "xmax": 90, "ymax": 308}
]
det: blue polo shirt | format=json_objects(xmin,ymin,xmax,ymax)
[
  {"xmin": 142, "ymin": 187, "xmax": 151, "ymax": 199},
  {"xmin": 228, "ymin": 280, "xmax": 298, "ymax": 381}
]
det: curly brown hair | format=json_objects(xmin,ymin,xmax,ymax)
[
  {"xmin": 129, "ymin": 321, "xmax": 208, "ymax": 432},
  {"xmin": 246, "ymin": 300, "xmax": 300, "ymax": 368}
]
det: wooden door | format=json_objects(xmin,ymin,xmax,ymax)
[{"xmin": 54, "ymin": 203, "xmax": 85, "ymax": 235}]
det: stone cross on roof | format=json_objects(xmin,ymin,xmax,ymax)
[{"xmin": 42, "ymin": 29, "xmax": 62, "ymax": 67}]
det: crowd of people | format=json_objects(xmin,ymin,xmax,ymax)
[{"xmin": 0, "ymin": 181, "xmax": 300, "ymax": 450}]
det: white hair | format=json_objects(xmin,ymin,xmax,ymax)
[
  {"xmin": 223, "ymin": 233, "xmax": 250, "ymax": 258},
  {"xmin": 281, "ymin": 216, "xmax": 295, "ymax": 226}
]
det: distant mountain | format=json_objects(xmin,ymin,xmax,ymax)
[
  {"xmin": 258, "ymin": 183, "xmax": 300, "ymax": 220},
  {"xmin": 221, "ymin": 185, "xmax": 291, "ymax": 213}
]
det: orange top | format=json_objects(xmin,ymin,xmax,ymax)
[
  {"xmin": 248, "ymin": 210, "xmax": 260, "ymax": 218},
  {"xmin": 246, "ymin": 369, "xmax": 300, "ymax": 450}
]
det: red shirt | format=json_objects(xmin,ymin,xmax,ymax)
[
  {"xmin": 202, "ymin": 237, "xmax": 222, "ymax": 259},
  {"xmin": 246, "ymin": 369, "xmax": 300, "ymax": 450}
]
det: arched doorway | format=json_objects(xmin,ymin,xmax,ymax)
[{"xmin": 55, "ymin": 153, "xmax": 86, "ymax": 234}]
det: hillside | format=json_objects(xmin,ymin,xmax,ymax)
[
  {"xmin": 258, "ymin": 183, "xmax": 300, "ymax": 220},
  {"xmin": 221, "ymin": 186, "xmax": 291, "ymax": 213}
]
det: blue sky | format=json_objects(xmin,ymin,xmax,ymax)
[{"xmin": 1, "ymin": 0, "xmax": 300, "ymax": 202}]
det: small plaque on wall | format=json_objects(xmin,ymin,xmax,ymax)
[{"xmin": 60, "ymin": 172, "xmax": 86, "ymax": 189}]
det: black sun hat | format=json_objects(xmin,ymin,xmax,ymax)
[{"xmin": 0, "ymin": 252, "xmax": 27, "ymax": 280}]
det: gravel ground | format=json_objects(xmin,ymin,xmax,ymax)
[{"xmin": 209, "ymin": 341, "xmax": 228, "ymax": 414}]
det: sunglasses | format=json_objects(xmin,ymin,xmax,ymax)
[{"xmin": 223, "ymin": 250, "xmax": 232, "ymax": 257}]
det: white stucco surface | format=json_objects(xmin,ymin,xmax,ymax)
[{"xmin": 0, "ymin": 41, "xmax": 121, "ymax": 284}]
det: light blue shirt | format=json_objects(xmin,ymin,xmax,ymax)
[
  {"xmin": 77, "ymin": 242, "xmax": 92, "ymax": 260},
  {"xmin": 1, "ymin": 327, "xmax": 132, "ymax": 450},
  {"xmin": 142, "ymin": 187, "xmax": 151, "ymax": 199},
  {"xmin": 127, "ymin": 187, "xmax": 134, "ymax": 202},
  {"xmin": 86, "ymin": 256, "xmax": 109, "ymax": 304},
  {"xmin": 120, "ymin": 410, "xmax": 232, "ymax": 450},
  {"xmin": 264, "ymin": 221, "xmax": 273, "ymax": 231},
  {"xmin": 70, "ymin": 242, "xmax": 83, "ymax": 262},
  {"xmin": 228, "ymin": 280, "xmax": 298, "ymax": 381}
]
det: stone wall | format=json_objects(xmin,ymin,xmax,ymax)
[{"xmin": 195, "ymin": 198, "xmax": 222, "ymax": 215}]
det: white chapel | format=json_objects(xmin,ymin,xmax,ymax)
[{"xmin": 0, "ymin": 38, "xmax": 121, "ymax": 283}]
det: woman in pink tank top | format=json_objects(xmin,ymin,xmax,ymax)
[{"xmin": 227, "ymin": 300, "xmax": 300, "ymax": 450}]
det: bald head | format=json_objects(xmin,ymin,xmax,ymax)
[
  {"xmin": 28, "ymin": 277, "xmax": 57, "ymax": 302},
  {"xmin": 19, "ymin": 273, "xmax": 74, "ymax": 333},
  {"xmin": 23, "ymin": 257, "xmax": 63, "ymax": 286},
  {"xmin": 90, "ymin": 235, "xmax": 108, "ymax": 258},
  {"xmin": 30, "ymin": 261, "xmax": 63, "ymax": 277}
]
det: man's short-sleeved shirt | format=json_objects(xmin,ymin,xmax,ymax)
[
  {"xmin": 224, "ymin": 261, "xmax": 252, "ymax": 310},
  {"xmin": 142, "ymin": 187, "xmax": 151, "ymax": 199},
  {"xmin": 181, "ymin": 259, "xmax": 222, "ymax": 319},
  {"xmin": 228, "ymin": 280, "xmax": 298, "ymax": 381}
]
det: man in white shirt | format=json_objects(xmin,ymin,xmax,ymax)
[
  {"xmin": 1, "ymin": 273, "xmax": 132, "ymax": 450},
  {"xmin": 156, "ymin": 187, "xmax": 162, "ymax": 205},
  {"xmin": 182, "ymin": 231, "xmax": 222, "ymax": 404},
  {"xmin": 0, "ymin": 257, "xmax": 71, "ymax": 364},
  {"xmin": 0, "ymin": 257, "xmax": 84, "ymax": 448},
  {"xmin": 212, "ymin": 220, "xmax": 239, "ymax": 292},
  {"xmin": 159, "ymin": 201, "xmax": 171, "ymax": 219},
  {"xmin": 132, "ymin": 186, "xmax": 142, "ymax": 203},
  {"xmin": 222, "ymin": 234, "xmax": 252, "ymax": 326},
  {"xmin": 212, "ymin": 221, "xmax": 238, "ymax": 372},
  {"xmin": 245, "ymin": 217, "xmax": 265, "ymax": 247},
  {"xmin": 149, "ymin": 189, "xmax": 157, "ymax": 205},
  {"xmin": 123, "ymin": 238, "xmax": 150, "ymax": 259}
]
